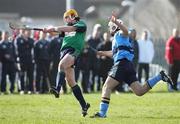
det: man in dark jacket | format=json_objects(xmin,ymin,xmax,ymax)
[
  {"xmin": 0, "ymin": 31, "xmax": 16, "ymax": 94},
  {"xmin": 97, "ymin": 32, "xmax": 113, "ymax": 84},
  {"xmin": 87, "ymin": 24, "xmax": 103, "ymax": 92},
  {"xmin": 16, "ymin": 30, "xmax": 34, "ymax": 94},
  {"xmin": 34, "ymin": 32, "xmax": 50, "ymax": 93}
]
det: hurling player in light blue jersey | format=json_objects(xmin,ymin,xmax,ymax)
[{"xmin": 90, "ymin": 11, "xmax": 174, "ymax": 118}]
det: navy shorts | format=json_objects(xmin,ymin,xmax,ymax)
[
  {"xmin": 108, "ymin": 58, "xmax": 138, "ymax": 86},
  {"xmin": 60, "ymin": 47, "xmax": 75, "ymax": 60},
  {"xmin": 60, "ymin": 47, "xmax": 80, "ymax": 67}
]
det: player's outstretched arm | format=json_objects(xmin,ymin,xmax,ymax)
[
  {"xmin": 55, "ymin": 26, "xmax": 76, "ymax": 32},
  {"xmin": 110, "ymin": 11, "xmax": 128, "ymax": 36},
  {"xmin": 43, "ymin": 26, "xmax": 76, "ymax": 33}
]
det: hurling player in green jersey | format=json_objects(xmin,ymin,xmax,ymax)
[{"xmin": 44, "ymin": 9, "xmax": 90, "ymax": 117}]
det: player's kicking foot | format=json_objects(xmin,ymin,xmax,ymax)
[
  {"xmin": 160, "ymin": 70, "xmax": 177, "ymax": 90},
  {"xmin": 90, "ymin": 112, "xmax": 106, "ymax": 118},
  {"xmin": 82, "ymin": 103, "xmax": 90, "ymax": 117},
  {"xmin": 50, "ymin": 86, "xmax": 60, "ymax": 98}
]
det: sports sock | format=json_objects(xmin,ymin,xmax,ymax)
[
  {"xmin": 99, "ymin": 97, "xmax": 110, "ymax": 117},
  {"xmin": 56, "ymin": 71, "xmax": 65, "ymax": 92},
  {"xmin": 72, "ymin": 85, "xmax": 86, "ymax": 109},
  {"xmin": 147, "ymin": 74, "xmax": 162, "ymax": 88}
]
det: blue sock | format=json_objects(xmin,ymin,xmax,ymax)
[
  {"xmin": 99, "ymin": 102, "xmax": 109, "ymax": 117},
  {"xmin": 147, "ymin": 74, "xmax": 162, "ymax": 88},
  {"xmin": 56, "ymin": 71, "xmax": 65, "ymax": 92}
]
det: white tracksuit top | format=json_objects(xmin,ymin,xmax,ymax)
[{"xmin": 137, "ymin": 39, "xmax": 154, "ymax": 63}]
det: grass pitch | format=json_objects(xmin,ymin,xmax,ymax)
[{"xmin": 0, "ymin": 82, "xmax": 180, "ymax": 124}]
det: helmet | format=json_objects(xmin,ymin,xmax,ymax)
[
  {"xmin": 108, "ymin": 19, "xmax": 123, "ymax": 33},
  {"xmin": 63, "ymin": 9, "xmax": 78, "ymax": 19}
]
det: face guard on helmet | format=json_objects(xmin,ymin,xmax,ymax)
[
  {"xmin": 63, "ymin": 9, "xmax": 79, "ymax": 20},
  {"xmin": 108, "ymin": 19, "xmax": 123, "ymax": 33}
]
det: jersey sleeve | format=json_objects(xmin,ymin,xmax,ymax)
[{"xmin": 74, "ymin": 21, "xmax": 87, "ymax": 33}]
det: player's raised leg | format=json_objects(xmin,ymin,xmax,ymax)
[{"xmin": 130, "ymin": 70, "xmax": 174, "ymax": 96}]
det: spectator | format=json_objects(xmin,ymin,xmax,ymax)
[
  {"xmin": 12, "ymin": 29, "xmax": 20, "ymax": 41},
  {"xmin": 87, "ymin": 24, "xmax": 103, "ymax": 92},
  {"xmin": 15, "ymin": 30, "xmax": 34, "ymax": 94},
  {"xmin": 97, "ymin": 32, "xmax": 113, "ymax": 84},
  {"xmin": 165, "ymin": 28, "xmax": 180, "ymax": 90},
  {"xmin": 137, "ymin": 30, "xmax": 154, "ymax": 82},
  {"xmin": 34, "ymin": 32, "xmax": 50, "ymax": 93},
  {"xmin": 33, "ymin": 31, "xmax": 40, "ymax": 42},
  {"xmin": 0, "ymin": 31, "xmax": 16, "ymax": 94},
  {"xmin": 79, "ymin": 42, "xmax": 91, "ymax": 93}
]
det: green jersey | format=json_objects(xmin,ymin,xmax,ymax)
[{"xmin": 61, "ymin": 20, "xmax": 86, "ymax": 56}]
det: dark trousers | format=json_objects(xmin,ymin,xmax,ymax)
[
  {"xmin": 75, "ymin": 65, "xmax": 89, "ymax": 93},
  {"xmin": 35, "ymin": 61, "xmax": 50, "ymax": 93},
  {"xmin": 138, "ymin": 63, "xmax": 149, "ymax": 82},
  {"xmin": 75, "ymin": 64, "xmax": 81, "ymax": 82},
  {"xmin": 1, "ymin": 62, "xmax": 16, "ymax": 93},
  {"xmin": 90, "ymin": 69, "xmax": 101, "ymax": 92},
  {"xmin": 168, "ymin": 60, "xmax": 180, "ymax": 88},
  {"xmin": 50, "ymin": 60, "xmax": 59, "ymax": 86},
  {"xmin": 19, "ymin": 62, "xmax": 34, "ymax": 92},
  {"xmin": 81, "ymin": 69, "xmax": 89, "ymax": 93}
]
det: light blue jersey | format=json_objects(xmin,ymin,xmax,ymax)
[{"xmin": 112, "ymin": 31, "xmax": 134, "ymax": 63}]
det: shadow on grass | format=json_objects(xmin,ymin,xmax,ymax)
[
  {"xmin": 116, "ymin": 115, "xmax": 180, "ymax": 119},
  {"xmin": 149, "ymin": 90, "xmax": 180, "ymax": 94}
]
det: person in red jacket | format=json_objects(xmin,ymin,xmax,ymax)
[{"xmin": 165, "ymin": 28, "xmax": 180, "ymax": 90}]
